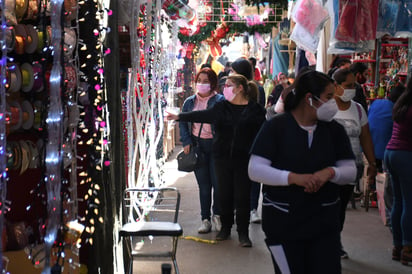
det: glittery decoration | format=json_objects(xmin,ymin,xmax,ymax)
[
  {"xmin": 44, "ymin": 0, "xmax": 64, "ymax": 273},
  {"xmin": 128, "ymin": 0, "xmax": 169, "ymax": 190},
  {"xmin": 0, "ymin": 0, "xmax": 9, "ymax": 270}
]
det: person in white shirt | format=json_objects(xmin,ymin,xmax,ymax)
[{"xmin": 332, "ymin": 68, "xmax": 377, "ymax": 259}]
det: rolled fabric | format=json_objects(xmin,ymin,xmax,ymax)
[
  {"xmin": 15, "ymin": 0, "xmax": 28, "ymax": 22},
  {"xmin": 20, "ymin": 63, "xmax": 34, "ymax": 92},
  {"xmin": 7, "ymin": 63, "xmax": 22, "ymax": 93}
]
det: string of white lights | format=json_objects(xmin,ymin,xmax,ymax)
[{"xmin": 44, "ymin": 0, "xmax": 64, "ymax": 273}]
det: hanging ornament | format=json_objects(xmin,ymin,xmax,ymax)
[
  {"xmin": 205, "ymin": 22, "xmax": 229, "ymax": 57},
  {"xmin": 162, "ymin": 0, "xmax": 195, "ymax": 21}
]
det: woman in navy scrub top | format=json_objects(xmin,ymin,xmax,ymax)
[{"xmin": 249, "ymin": 70, "xmax": 357, "ymax": 274}]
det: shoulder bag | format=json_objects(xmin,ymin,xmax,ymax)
[{"xmin": 177, "ymin": 123, "xmax": 203, "ymax": 172}]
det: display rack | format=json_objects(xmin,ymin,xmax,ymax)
[{"xmin": 373, "ymin": 37, "xmax": 409, "ymax": 99}]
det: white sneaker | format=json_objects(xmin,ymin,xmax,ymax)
[
  {"xmin": 250, "ymin": 209, "xmax": 261, "ymax": 224},
  {"xmin": 212, "ymin": 215, "xmax": 222, "ymax": 231},
  {"xmin": 198, "ymin": 219, "xmax": 212, "ymax": 234}
]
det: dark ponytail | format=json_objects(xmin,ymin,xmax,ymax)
[
  {"xmin": 246, "ymin": 81, "xmax": 258, "ymax": 102},
  {"xmin": 227, "ymin": 74, "xmax": 257, "ymax": 102},
  {"xmin": 284, "ymin": 70, "xmax": 334, "ymax": 112}
]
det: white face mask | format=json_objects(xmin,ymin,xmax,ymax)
[
  {"xmin": 310, "ymin": 97, "xmax": 338, "ymax": 122},
  {"xmin": 339, "ymin": 88, "xmax": 356, "ymax": 102},
  {"xmin": 280, "ymin": 79, "xmax": 288, "ymax": 85}
]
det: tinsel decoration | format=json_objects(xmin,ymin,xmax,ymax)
[
  {"xmin": 128, "ymin": 0, "xmax": 165, "ymax": 191},
  {"xmin": 246, "ymin": 0, "xmax": 288, "ymax": 7},
  {"xmin": 44, "ymin": 0, "xmax": 64, "ymax": 273},
  {"xmin": 0, "ymin": 0, "xmax": 9, "ymax": 270}
]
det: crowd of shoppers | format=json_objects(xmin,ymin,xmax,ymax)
[
  {"xmin": 168, "ymin": 55, "xmax": 410, "ymax": 271},
  {"xmin": 168, "ymin": 73, "xmax": 266, "ymax": 247}
]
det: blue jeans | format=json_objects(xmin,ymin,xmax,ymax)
[
  {"xmin": 193, "ymin": 137, "xmax": 220, "ymax": 220},
  {"xmin": 384, "ymin": 149, "xmax": 412, "ymax": 247}
]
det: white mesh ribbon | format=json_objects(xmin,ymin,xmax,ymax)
[
  {"xmin": 128, "ymin": 0, "xmax": 165, "ymax": 190},
  {"xmin": 44, "ymin": 0, "xmax": 64, "ymax": 273}
]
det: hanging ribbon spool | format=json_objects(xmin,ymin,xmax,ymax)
[
  {"xmin": 64, "ymin": 0, "xmax": 78, "ymax": 22},
  {"xmin": 20, "ymin": 63, "xmax": 34, "ymax": 92},
  {"xmin": 24, "ymin": 0, "xmax": 39, "ymax": 21},
  {"xmin": 15, "ymin": 0, "xmax": 28, "ymax": 22},
  {"xmin": 18, "ymin": 140, "xmax": 31, "ymax": 175},
  {"xmin": 6, "ymin": 101, "xmax": 23, "ymax": 133},
  {"xmin": 5, "ymin": 0, "xmax": 18, "ymax": 26},
  {"xmin": 4, "ymin": 27, "xmax": 16, "ymax": 52},
  {"xmin": 15, "ymin": 24, "xmax": 39, "ymax": 54},
  {"xmin": 36, "ymin": 26, "xmax": 51, "ymax": 53},
  {"xmin": 21, "ymin": 101, "xmax": 34, "ymax": 130},
  {"xmin": 26, "ymin": 140, "xmax": 39, "ymax": 169},
  {"xmin": 14, "ymin": 25, "xmax": 26, "ymax": 55},
  {"xmin": 31, "ymin": 62, "xmax": 44, "ymax": 92},
  {"xmin": 6, "ymin": 63, "xmax": 22, "ymax": 93},
  {"xmin": 37, "ymin": 30, "xmax": 44, "ymax": 53},
  {"xmin": 6, "ymin": 143, "xmax": 15, "ymax": 169},
  {"xmin": 24, "ymin": 25, "xmax": 39, "ymax": 54},
  {"xmin": 64, "ymin": 27, "xmax": 76, "ymax": 58},
  {"xmin": 32, "ymin": 100, "xmax": 43, "ymax": 130},
  {"xmin": 7, "ymin": 141, "xmax": 22, "ymax": 171},
  {"xmin": 64, "ymin": 65, "xmax": 77, "ymax": 95}
]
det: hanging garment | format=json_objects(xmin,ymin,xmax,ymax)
[
  {"xmin": 395, "ymin": 0, "xmax": 412, "ymax": 36},
  {"xmin": 272, "ymin": 33, "xmax": 289, "ymax": 80},
  {"xmin": 377, "ymin": 0, "xmax": 400, "ymax": 37}
]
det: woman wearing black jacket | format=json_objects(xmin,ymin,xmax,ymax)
[{"xmin": 167, "ymin": 74, "xmax": 266, "ymax": 247}]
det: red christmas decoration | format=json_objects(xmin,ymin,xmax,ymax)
[{"xmin": 205, "ymin": 22, "xmax": 229, "ymax": 57}]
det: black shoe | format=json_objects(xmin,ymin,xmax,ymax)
[
  {"xmin": 238, "ymin": 233, "xmax": 252, "ymax": 247},
  {"xmin": 216, "ymin": 228, "xmax": 231, "ymax": 241}
]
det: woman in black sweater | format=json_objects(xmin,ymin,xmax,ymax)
[{"xmin": 167, "ymin": 74, "xmax": 266, "ymax": 247}]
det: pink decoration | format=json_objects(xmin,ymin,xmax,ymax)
[
  {"xmin": 107, "ymin": 9, "xmax": 113, "ymax": 16},
  {"xmin": 104, "ymin": 161, "xmax": 111, "ymax": 166},
  {"xmin": 100, "ymin": 121, "xmax": 106, "ymax": 128},
  {"xmin": 95, "ymin": 84, "xmax": 101, "ymax": 90},
  {"xmin": 105, "ymin": 48, "xmax": 111, "ymax": 55},
  {"xmin": 98, "ymin": 68, "xmax": 104, "ymax": 74}
]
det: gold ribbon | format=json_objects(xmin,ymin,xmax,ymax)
[
  {"xmin": 15, "ymin": 35, "xmax": 25, "ymax": 55},
  {"xmin": 15, "ymin": 0, "xmax": 28, "ymax": 20},
  {"xmin": 180, "ymin": 235, "xmax": 218, "ymax": 244}
]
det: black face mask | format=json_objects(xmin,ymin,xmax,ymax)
[{"xmin": 357, "ymin": 74, "xmax": 367, "ymax": 84}]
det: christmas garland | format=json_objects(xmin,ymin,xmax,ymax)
[{"xmin": 177, "ymin": 0, "xmax": 285, "ymax": 44}]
